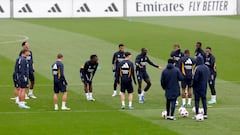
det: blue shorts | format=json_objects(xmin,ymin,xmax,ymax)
[
  {"xmin": 80, "ymin": 71, "xmax": 92, "ymax": 84},
  {"xmin": 120, "ymin": 81, "xmax": 133, "ymax": 94},
  {"xmin": 181, "ymin": 78, "xmax": 193, "ymax": 89},
  {"xmin": 19, "ymin": 81, "xmax": 29, "ymax": 88},
  {"xmin": 54, "ymin": 81, "xmax": 67, "ymax": 93},
  {"xmin": 136, "ymin": 70, "xmax": 149, "ymax": 81},
  {"xmin": 12, "ymin": 74, "xmax": 19, "ymax": 88}
]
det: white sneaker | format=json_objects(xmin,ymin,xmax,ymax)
[
  {"xmin": 28, "ymin": 94, "xmax": 37, "ymax": 99},
  {"xmin": 89, "ymin": 97, "xmax": 96, "ymax": 101},
  {"xmin": 208, "ymin": 100, "xmax": 216, "ymax": 104},
  {"xmin": 61, "ymin": 106, "xmax": 71, "ymax": 110},
  {"xmin": 112, "ymin": 91, "xmax": 117, "ymax": 97},
  {"xmin": 19, "ymin": 104, "xmax": 30, "ymax": 109},
  {"xmin": 54, "ymin": 106, "xmax": 59, "ymax": 111},
  {"xmin": 25, "ymin": 96, "xmax": 29, "ymax": 100}
]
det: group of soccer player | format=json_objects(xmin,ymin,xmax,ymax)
[
  {"xmin": 11, "ymin": 41, "xmax": 216, "ymax": 115},
  {"xmin": 112, "ymin": 44, "xmax": 161, "ymax": 109},
  {"xmin": 161, "ymin": 42, "xmax": 217, "ymax": 120},
  {"xmin": 12, "ymin": 42, "xmax": 36, "ymax": 109}
]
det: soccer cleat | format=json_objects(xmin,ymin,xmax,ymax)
[
  {"xmin": 182, "ymin": 104, "xmax": 186, "ymax": 107},
  {"xmin": 112, "ymin": 91, "xmax": 117, "ymax": 97},
  {"xmin": 25, "ymin": 96, "xmax": 29, "ymax": 100},
  {"xmin": 139, "ymin": 99, "xmax": 144, "ymax": 104},
  {"xmin": 54, "ymin": 106, "xmax": 59, "ymax": 111},
  {"xmin": 61, "ymin": 106, "xmax": 71, "ymax": 111},
  {"xmin": 89, "ymin": 97, "xmax": 96, "ymax": 101},
  {"xmin": 128, "ymin": 106, "xmax": 134, "ymax": 110},
  {"xmin": 121, "ymin": 105, "xmax": 125, "ymax": 110},
  {"xmin": 187, "ymin": 104, "xmax": 191, "ymax": 108},
  {"xmin": 19, "ymin": 104, "xmax": 30, "ymax": 109},
  {"xmin": 28, "ymin": 94, "xmax": 37, "ymax": 99},
  {"xmin": 168, "ymin": 116, "xmax": 176, "ymax": 121},
  {"xmin": 208, "ymin": 100, "xmax": 216, "ymax": 104},
  {"xmin": 204, "ymin": 115, "xmax": 208, "ymax": 119},
  {"xmin": 141, "ymin": 95, "xmax": 145, "ymax": 102}
]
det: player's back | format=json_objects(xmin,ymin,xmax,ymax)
[
  {"xmin": 119, "ymin": 60, "xmax": 134, "ymax": 82},
  {"xmin": 179, "ymin": 56, "xmax": 195, "ymax": 78},
  {"xmin": 52, "ymin": 61, "xmax": 64, "ymax": 82}
]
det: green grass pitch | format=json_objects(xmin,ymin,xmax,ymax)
[{"xmin": 0, "ymin": 16, "xmax": 240, "ymax": 135}]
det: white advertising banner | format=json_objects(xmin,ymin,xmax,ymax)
[
  {"xmin": 13, "ymin": 0, "xmax": 72, "ymax": 18},
  {"xmin": 72, "ymin": 0, "xmax": 123, "ymax": 17},
  {"xmin": 0, "ymin": 0, "xmax": 10, "ymax": 18},
  {"xmin": 127, "ymin": 0, "xmax": 237, "ymax": 16}
]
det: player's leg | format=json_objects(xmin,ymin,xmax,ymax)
[
  {"xmin": 137, "ymin": 71, "xmax": 143, "ymax": 103},
  {"xmin": 112, "ymin": 74, "xmax": 119, "ymax": 97},
  {"xmin": 120, "ymin": 82, "xmax": 126, "ymax": 109},
  {"xmin": 140, "ymin": 72, "xmax": 151, "ymax": 103},
  {"xmin": 53, "ymin": 82, "xmax": 59, "ymax": 110},
  {"xmin": 28, "ymin": 73, "xmax": 37, "ymax": 98},
  {"xmin": 18, "ymin": 82, "xmax": 30, "ymax": 109},
  {"xmin": 208, "ymin": 73, "xmax": 217, "ymax": 104},
  {"xmin": 166, "ymin": 98, "xmax": 171, "ymax": 118},
  {"xmin": 187, "ymin": 87, "xmax": 192, "ymax": 107},
  {"xmin": 83, "ymin": 82, "xmax": 89, "ymax": 100},
  {"xmin": 194, "ymin": 95, "xmax": 200, "ymax": 115},
  {"xmin": 127, "ymin": 83, "xmax": 134, "ymax": 109},
  {"xmin": 181, "ymin": 80, "xmax": 187, "ymax": 107},
  {"xmin": 61, "ymin": 82, "xmax": 70, "ymax": 110},
  {"xmin": 88, "ymin": 82, "xmax": 95, "ymax": 101},
  {"xmin": 170, "ymin": 99, "xmax": 177, "ymax": 120},
  {"xmin": 201, "ymin": 96, "xmax": 208, "ymax": 119}
]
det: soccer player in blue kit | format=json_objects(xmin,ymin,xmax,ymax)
[
  {"xmin": 115, "ymin": 52, "xmax": 136, "ymax": 109},
  {"xmin": 112, "ymin": 44, "xmax": 125, "ymax": 97},
  {"xmin": 80, "ymin": 55, "xmax": 99, "ymax": 101},
  {"xmin": 135, "ymin": 48, "xmax": 162, "ymax": 104}
]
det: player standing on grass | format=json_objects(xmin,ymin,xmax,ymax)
[
  {"xmin": 170, "ymin": 44, "xmax": 184, "ymax": 66},
  {"xmin": 52, "ymin": 53, "xmax": 70, "ymax": 111},
  {"xmin": 20, "ymin": 42, "xmax": 37, "ymax": 99},
  {"xmin": 135, "ymin": 48, "xmax": 162, "ymax": 104},
  {"xmin": 18, "ymin": 49, "xmax": 31, "ymax": 109},
  {"xmin": 205, "ymin": 47, "xmax": 217, "ymax": 104},
  {"xmin": 80, "ymin": 55, "xmax": 98, "ymax": 101},
  {"xmin": 178, "ymin": 50, "xmax": 196, "ymax": 107},
  {"xmin": 115, "ymin": 52, "xmax": 136, "ymax": 110},
  {"xmin": 193, "ymin": 56, "xmax": 210, "ymax": 119},
  {"xmin": 112, "ymin": 44, "xmax": 125, "ymax": 97},
  {"xmin": 12, "ymin": 54, "xmax": 22, "ymax": 104},
  {"xmin": 195, "ymin": 42, "xmax": 206, "ymax": 59},
  {"xmin": 161, "ymin": 59, "xmax": 184, "ymax": 120}
]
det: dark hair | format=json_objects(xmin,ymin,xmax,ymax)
[
  {"xmin": 196, "ymin": 42, "xmax": 202, "ymax": 46},
  {"xmin": 125, "ymin": 52, "xmax": 131, "ymax": 57},
  {"xmin": 90, "ymin": 54, "xmax": 97, "ymax": 60},
  {"xmin": 174, "ymin": 44, "xmax": 180, "ymax": 48},
  {"xmin": 21, "ymin": 48, "xmax": 29, "ymax": 54},
  {"xmin": 22, "ymin": 41, "xmax": 27, "ymax": 46},
  {"xmin": 168, "ymin": 59, "xmax": 175, "ymax": 64},
  {"xmin": 119, "ymin": 44, "xmax": 124, "ymax": 48},
  {"xmin": 184, "ymin": 49, "xmax": 190, "ymax": 54},
  {"xmin": 206, "ymin": 46, "xmax": 211, "ymax": 50},
  {"xmin": 57, "ymin": 53, "xmax": 63, "ymax": 59}
]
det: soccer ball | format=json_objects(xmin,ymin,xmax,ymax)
[
  {"xmin": 161, "ymin": 111, "xmax": 167, "ymax": 119},
  {"xmin": 180, "ymin": 110, "xmax": 189, "ymax": 117},
  {"xmin": 178, "ymin": 107, "xmax": 186, "ymax": 114},
  {"xmin": 196, "ymin": 114, "xmax": 204, "ymax": 121}
]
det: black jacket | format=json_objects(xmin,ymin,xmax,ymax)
[
  {"xmin": 193, "ymin": 56, "xmax": 210, "ymax": 97},
  {"xmin": 161, "ymin": 63, "xmax": 184, "ymax": 99}
]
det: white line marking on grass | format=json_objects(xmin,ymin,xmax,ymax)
[
  {"xmin": 0, "ymin": 107, "xmax": 239, "ymax": 114},
  {"xmin": 0, "ymin": 34, "xmax": 29, "ymax": 45}
]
